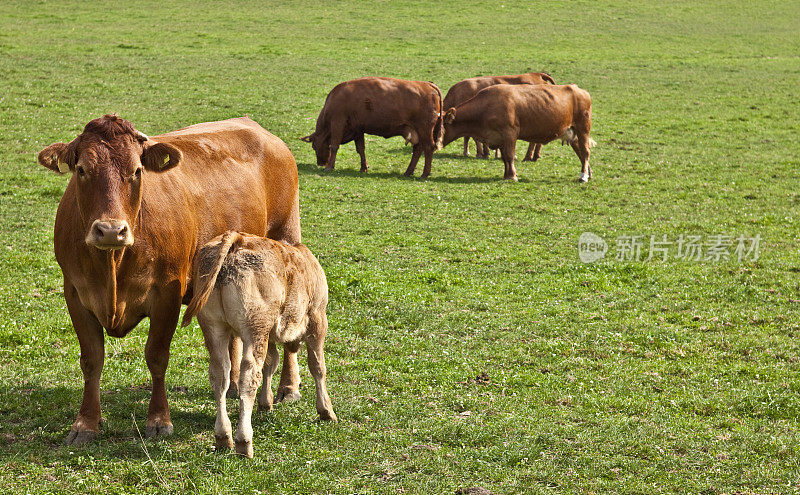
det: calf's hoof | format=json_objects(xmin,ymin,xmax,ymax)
[
  {"xmin": 318, "ymin": 410, "xmax": 338, "ymax": 422},
  {"xmin": 235, "ymin": 440, "xmax": 254, "ymax": 458},
  {"xmin": 360, "ymin": 166, "xmax": 369, "ymax": 173},
  {"xmin": 215, "ymin": 434, "xmax": 234, "ymax": 451},
  {"xmin": 276, "ymin": 387, "xmax": 301, "ymax": 403},
  {"xmin": 577, "ymin": 173, "xmax": 590, "ymax": 183},
  {"xmin": 503, "ymin": 175, "xmax": 518, "ymax": 182},
  {"xmin": 145, "ymin": 421, "xmax": 174, "ymax": 439},
  {"xmin": 64, "ymin": 429, "xmax": 98, "ymax": 446}
]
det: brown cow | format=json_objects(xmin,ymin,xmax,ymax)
[
  {"xmin": 442, "ymin": 84, "xmax": 596, "ymax": 182},
  {"xmin": 181, "ymin": 231, "xmax": 336, "ymax": 458},
  {"xmin": 37, "ymin": 115, "xmax": 302, "ymax": 445},
  {"xmin": 443, "ymin": 72, "xmax": 556, "ymax": 160},
  {"xmin": 300, "ymin": 77, "xmax": 444, "ymax": 178}
]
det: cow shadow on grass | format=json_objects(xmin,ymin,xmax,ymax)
[
  {"xmin": 0, "ymin": 384, "xmax": 216, "ymax": 460},
  {"xmin": 297, "ymin": 162, "xmax": 538, "ymax": 185}
]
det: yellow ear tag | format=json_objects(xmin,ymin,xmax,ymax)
[
  {"xmin": 57, "ymin": 160, "xmax": 69, "ymax": 173},
  {"xmin": 162, "ymin": 155, "xmax": 170, "ymax": 167}
]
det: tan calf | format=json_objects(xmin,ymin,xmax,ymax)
[{"xmin": 182, "ymin": 231, "xmax": 336, "ymax": 458}]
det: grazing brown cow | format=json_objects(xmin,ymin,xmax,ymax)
[
  {"xmin": 443, "ymin": 72, "xmax": 556, "ymax": 160},
  {"xmin": 300, "ymin": 77, "xmax": 444, "ymax": 178},
  {"xmin": 442, "ymin": 84, "xmax": 596, "ymax": 182},
  {"xmin": 182, "ymin": 231, "xmax": 336, "ymax": 458},
  {"xmin": 37, "ymin": 115, "xmax": 302, "ymax": 445}
]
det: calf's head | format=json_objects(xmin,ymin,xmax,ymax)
[
  {"xmin": 300, "ymin": 132, "xmax": 330, "ymax": 167},
  {"xmin": 38, "ymin": 115, "xmax": 182, "ymax": 250}
]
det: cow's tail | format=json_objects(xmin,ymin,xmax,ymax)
[
  {"xmin": 430, "ymin": 82, "xmax": 445, "ymax": 150},
  {"xmin": 541, "ymin": 72, "xmax": 556, "ymax": 85},
  {"xmin": 181, "ymin": 231, "xmax": 243, "ymax": 327}
]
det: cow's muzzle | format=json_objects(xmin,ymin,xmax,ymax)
[{"xmin": 87, "ymin": 219, "xmax": 134, "ymax": 250}]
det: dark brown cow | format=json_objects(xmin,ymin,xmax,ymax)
[
  {"xmin": 37, "ymin": 115, "xmax": 302, "ymax": 445},
  {"xmin": 442, "ymin": 72, "xmax": 556, "ymax": 160},
  {"xmin": 301, "ymin": 77, "xmax": 444, "ymax": 178},
  {"xmin": 442, "ymin": 84, "xmax": 596, "ymax": 182}
]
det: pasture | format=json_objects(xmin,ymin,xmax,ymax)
[{"xmin": 1, "ymin": 1, "xmax": 799, "ymax": 493}]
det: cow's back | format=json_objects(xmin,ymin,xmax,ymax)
[{"xmin": 150, "ymin": 117, "xmax": 300, "ymax": 249}]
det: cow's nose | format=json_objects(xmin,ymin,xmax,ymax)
[{"xmin": 88, "ymin": 219, "xmax": 133, "ymax": 249}]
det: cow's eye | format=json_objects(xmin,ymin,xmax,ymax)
[{"xmin": 76, "ymin": 166, "xmax": 86, "ymax": 177}]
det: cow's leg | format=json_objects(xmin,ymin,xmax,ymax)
[
  {"xmin": 462, "ymin": 137, "xmax": 470, "ymax": 157},
  {"xmin": 64, "ymin": 282, "xmax": 105, "ymax": 446},
  {"xmin": 306, "ymin": 311, "xmax": 337, "ymax": 421},
  {"xmin": 226, "ymin": 336, "xmax": 242, "ymax": 398},
  {"xmin": 495, "ymin": 148, "xmax": 500, "ymax": 159},
  {"xmin": 276, "ymin": 342, "xmax": 301, "ymax": 403},
  {"xmin": 476, "ymin": 141, "xmax": 487, "ymax": 159},
  {"xmin": 421, "ymin": 144, "xmax": 435, "ymax": 178},
  {"xmin": 501, "ymin": 140, "xmax": 518, "ymax": 181},
  {"xmin": 325, "ymin": 126, "xmax": 344, "ymax": 171},
  {"xmin": 355, "ymin": 134, "xmax": 369, "ymax": 173},
  {"xmin": 523, "ymin": 142, "xmax": 542, "ymax": 162},
  {"xmin": 200, "ymin": 317, "xmax": 234, "ymax": 450},
  {"xmin": 403, "ymin": 144, "xmax": 424, "ymax": 177},
  {"xmin": 143, "ymin": 290, "xmax": 181, "ymax": 438},
  {"xmin": 235, "ymin": 334, "xmax": 268, "ymax": 458},
  {"xmin": 571, "ymin": 138, "xmax": 592, "ymax": 183},
  {"xmin": 257, "ymin": 341, "xmax": 280, "ymax": 411}
]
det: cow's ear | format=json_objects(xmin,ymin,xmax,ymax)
[
  {"xmin": 38, "ymin": 141, "xmax": 77, "ymax": 174},
  {"xmin": 443, "ymin": 108, "xmax": 457, "ymax": 125},
  {"xmin": 141, "ymin": 142, "xmax": 182, "ymax": 172},
  {"xmin": 300, "ymin": 134, "xmax": 314, "ymax": 143}
]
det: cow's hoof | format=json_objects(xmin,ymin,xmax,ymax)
[
  {"xmin": 360, "ymin": 167, "xmax": 369, "ymax": 173},
  {"xmin": 323, "ymin": 165, "xmax": 335, "ymax": 171},
  {"xmin": 275, "ymin": 387, "xmax": 301, "ymax": 403},
  {"xmin": 145, "ymin": 421, "xmax": 174, "ymax": 439},
  {"xmin": 577, "ymin": 173, "xmax": 590, "ymax": 183},
  {"xmin": 503, "ymin": 175, "xmax": 518, "ymax": 182},
  {"xmin": 235, "ymin": 440, "xmax": 254, "ymax": 458},
  {"xmin": 64, "ymin": 429, "xmax": 98, "ymax": 446},
  {"xmin": 215, "ymin": 434, "xmax": 234, "ymax": 451},
  {"xmin": 421, "ymin": 173, "xmax": 430, "ymax": 179},
  {"xmin": 318, "ymin": 410, "xmax": 338, "ymax": 422}
]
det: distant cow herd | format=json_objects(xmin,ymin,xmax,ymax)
[
  {"xmin": 37, "ymin": 71, "xmax": 594, "ymax": 456},
  {"xmin": 302, "ymin": 73, "xmax": 595, "ymax": 182}
]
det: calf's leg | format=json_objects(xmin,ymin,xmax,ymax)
[
  {"xmin": 200, "ymin": 318, "xmax": 234, "ymax": 450},
  {"xmin": 276, "ymin": 342, "xmax": 302, "ymax": 402},
  {"xmin": 226, "ymin": 337, "xmax": 242, "ymax": 398},
  {"xmin": 306, "ymin": 311, "xmax": 337, "ymax": 421},
  {"xmin": 257, "ymin": 341, "xmax": 280, "ymax": 411},
  {"xmin": 235, "ymin": 335, "xmax": 269, "ymax": 458}
]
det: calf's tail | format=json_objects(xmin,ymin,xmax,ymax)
[{"xmin": 181, "ymin": 231, "xmax": 243, "ymax": 327}]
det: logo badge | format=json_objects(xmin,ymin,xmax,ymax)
[{"xmin": 578, "ymin": 232, "xmax": 607, "ymax": 263}]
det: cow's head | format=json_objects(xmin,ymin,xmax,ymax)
[
  {"xmin": 38, "ymin": 115, "xmax": 182, "ymax": 250},
  {"xmin": 300, "ymin": 132, "xmax": 330, "ymax": 167}
]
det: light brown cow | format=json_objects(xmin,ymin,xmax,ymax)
[
  {"xmin": 37, "ymin": 115, "xmax": 302, "ymax": 445},
  {"xmin": 443, "ymin": 72, "xmax": 556, "ymax": 160},
  {"xmin": 181, "ymin": 231, "xmax": 336, "ymax": 458},
  {"xmin": 442, "ymin": 84, "xmax": 596, "ymax": 182},
  {"xmin": 301, "ymin": 77, "xmax": 444, "ymax": 178}
]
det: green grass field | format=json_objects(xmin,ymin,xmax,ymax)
[{"xmin": 1, "ymin": 1, "xmax": 799, "ymax": 493}]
